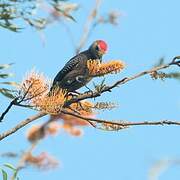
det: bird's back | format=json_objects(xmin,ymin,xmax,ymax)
[{"xmin": 52, "ymin": 50, "xmax": 95, "ymax": 91}]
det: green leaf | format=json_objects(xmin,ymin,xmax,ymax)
[
  {"xmin": 62, "ymin": 12, "xmax": 76, "ymax": 22},
  {"xmin": 12, "ymin": 170, "xmax": 19, "ymax": 179},
  {"xmin": 0, "ymin": 23, "xmax": 22, "ymax": 33},
  {"xmin": 1, "ymin": 169, "xmax": 8, "ymax": 180},
  {"xmin": 0, "ymin": 3, "xmax": 12, "ymax": 8},
  {"xmin": 54, "ymin": 6, "xmax": 76, "ymax": 22},
  {"xmin": 0, "ymin": 73, "xmax": 13, "ymax": 79},
  {"xmin": 0, "ymin": 81, "xmax": 18, "ymax": 86},
  {"xmin": 0, "ymin": 88, "xmax": 15, "ymax": 99},
  {"xmin": 0, "ymin": 63, "xmax": 13, "ymax": 70},
  {"xmin": 4, "ymin": 163, "xmax": 16, "ymax": 171}
]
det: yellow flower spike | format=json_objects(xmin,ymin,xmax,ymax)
[
  {"xmin": 87, "ymin": 59, "xmax": 125, "ymax": 77},
  {"xmin": 26, "ymin": 124, "xmax": 45, "ymax": 142},
  {"xmin": 87, "ymin": 59, "xmax": 101, "ymax": 76},
  {"xmin": 20, "ymin": 69, "xmax": 67, "ymax": 114},
  {"xmin": 21, "ymin": 70, "xmax": 49, "ymax": 99},
  {"xmin": 69, "ymin": 100, "xmax": 94, "ymax": 114},
  {"xmin": 35, "ymin": 87, "xmax": 67, "ymax": 115}
]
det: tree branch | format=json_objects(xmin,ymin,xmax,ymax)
[
  {"xmin": 75, "ymin": 0, "xmax": 102, "ymax": 54},
  {"xmin": 61, "ymin": 110, "xmax": 180, "ymax": 128},
  {"xmin": 0, "ymin": 98, "xmax": 18, "ymax": 122},
  {"xmin": 0, "ymin": 57, "xmax": 180, "ymax": 140},
  {"xmin": 0, "ymin": 112, "xmax": 46, "ymax": 141},
  {"xmin": 64, "ymin": 56, "xmax": 180, "ymax": 106}
]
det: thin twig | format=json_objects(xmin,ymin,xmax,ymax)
[
  {"xmin": 0, "ymin": 81, "xmax": 39, "ymax": 122},
  {"xmin": 0, "ymin": 112, "xmax": 46, "ymax": 141},
  {"xmin": 75, "ymin": 0, "xmax": 102, "ymax": 54},
  {"xmin": 61, "ymin": 110, "xmax": 180, "ymax": 127},
  {"xmin": 65, "ymin": 57, "xmax": 179, "ymax": 106},
  {"xmin": 0, "ymin": 98, "xmax": 18, "ymax": 122},
  {"xmin": 0, "ymin": 57, "xmax": 179, "ymax": 140}
]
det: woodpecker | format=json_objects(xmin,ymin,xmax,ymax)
[{"xmin": 51, "ymin": 40, "xmax": 108, "ymax": 92}]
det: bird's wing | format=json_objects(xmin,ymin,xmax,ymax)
[{"xmin": 52, "ymin": 53, "xmax": 87, "ymax": 85}]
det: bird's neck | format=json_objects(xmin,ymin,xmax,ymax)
[{"xmin": 89, "ymin": 49, "xmax": 102, "ymax": 60}]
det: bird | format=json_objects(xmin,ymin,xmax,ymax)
[{"xmin": 51, "ymin": 40, "xmax": 108, "ymax": 92}]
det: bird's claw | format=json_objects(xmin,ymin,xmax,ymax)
[{"xmin": 66, "ymin": 91, "xmax": 81, "ymax": 98}]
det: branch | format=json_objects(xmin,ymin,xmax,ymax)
[
  {"xmin": 0, "ymin": 57, "xmax": 180, "ymax": 140},
  {"xmin": 0, "ymin": 112, "xmax": 46, "ymax": 141},
  {"xmin": 61, "ymin": 110, "xmax": 180, "ymax": 128},
  {"xmin": 75, "ymin": 0, "xmax": 101, "ymax": 54},
  {"xmin": 0, "ymin": 80, "xmax": 47, "ymax": 122},
  {"xmin": 0, "ymin": 98, "xmax": 18, "ymax": 122},
  {"xmin": 65, "ymin": 56, "xmax": 180, "ymax": 106}
]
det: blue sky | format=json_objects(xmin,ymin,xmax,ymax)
[{"xmin": 1, "ymin": 0, "xmax": 180, "ymax": 179}]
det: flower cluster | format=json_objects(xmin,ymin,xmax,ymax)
[
  {"xmin": 22, "ymin": 61, "xmax": 126, "ymax": 171},
  {"xmin": 19, "ymin": 70, "xmax": 66, "ymax": 114},
  {"xmin": 87, "ymin": 59, "xmax": 125, "ymax": 77},
  {"xmin": 26, "ymin": 124, "xmax": 45, "ymax": 142},
  {"xmin": 35, "ymin": 88, "xmax": 66, "ymax": 114},
  {"xmin": 101, "ymin": 122, "xmax": 128, "ymax": 131},
  {"xmin": 93, "ymin": 102, "xmax": 117, "ymax": 110},
  {"xmin": 20, "ymin": 70, "xmax": 48, "ymax": 102},
  {"xmin": 49, "ymin": 100, "xmax": 95, "ymax": 136},
  {"xmin": 26, "ymin": 100, "xmax": 95, "ymax": 142},
  {"xmin": 24, "ymin": 152, "xmax": 59, "ymax": 170},
  {"xmin": 26, "ymin": 122, "xmax": 62, "ymax": 143}
]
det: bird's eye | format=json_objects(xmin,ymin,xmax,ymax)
[{"xmin": 95, "ymin": 45, "xmax": 100, "ymax": 51}]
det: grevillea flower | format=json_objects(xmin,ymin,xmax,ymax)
[
  {"xmin": 46, "ymin": 122, "xmax": 62, "ymax": 136},
  {"xmin": 87, "ymin": 59, "xmax": 125, "ymax": 77},
  {"xmin": 20, "ymin": 70, "xmax": 66, "ymax": 114},
  {"xmin": 35, "ymin": 88, "xmax": 66, "ymax": 114},
  {"xmin": 101, "ymin": 122, "xmax": 127, "ymax": 131},
  {"xmin": 26, "ymin": 122, "xmax": 62, "ymax": 142},
  {"xmin": 48, "ymin": 100, "xmax": 95, "ymax": 136},
  {"xmin": 60, "ymin": 100, "xmax": 95, "ymax": 126},
  {"xmin": 24, "ymin": 152, "xmax": 59, "ymax": 170},
  {"xmin": 62, "ymin": 124, "xmax": 83, "ymax": 136},
  {"xmin": 20, "ymin": 70, "xmax": 49, "ymax": 102},
  {"xmin": 26, "ymin": 124, "xmax": 45, "ymax": 142}
]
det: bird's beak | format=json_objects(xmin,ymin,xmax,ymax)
[{"xmin": 101, "ymin": 49, "xmax": 107, "ymax": 55}]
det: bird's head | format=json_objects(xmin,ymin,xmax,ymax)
[{"xmin": 89, "ymin": 40, "xmax": 108, "ymax": 60}]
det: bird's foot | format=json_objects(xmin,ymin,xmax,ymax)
[
  {"xmin": 66, "ymin": 91, "xmax": 81, "ymax": 98},
  {"xmin": 84, "ymin": 86, "xmax": 94, "ymax": 96}
]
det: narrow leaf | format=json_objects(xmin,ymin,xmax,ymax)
[
  {"xmin": 0, "ymin": 88, "xmax": 15, "ymax": 99},
  {"xmin": 0, "ymin": 63, "xmax": 13, "ymax": 70},
  {"xmin": 1, "ymin": 169, "xmax": 8, "ymax": 180},
  {"xmin": 4, "ymin": 163, "xmax": 16, "ymax": 171},
  {"xmin": 0, "ymin": 73, "xmax": 13, "ymax": 79},
  {"xmin": 12, "ymin": 170, "xmax": 18, "ymax": 179},
  {"xmin": 0, "ymin": 81, "xmax": 18, "ymax": 86}
]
